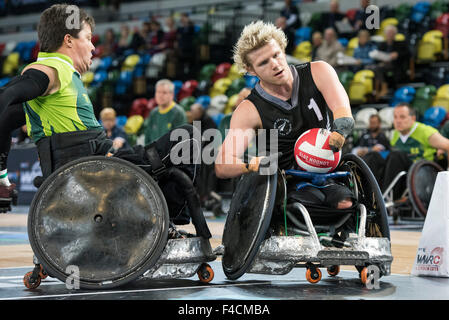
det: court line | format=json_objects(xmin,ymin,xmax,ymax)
[{"xmin": 2, "ymin": 281, "xmax": 276, "ymax": 300}]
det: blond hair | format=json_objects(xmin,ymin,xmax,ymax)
[
  {"xmin": 100, "ymin": 107, "xmax": 116, "ymax": 120},
  {"xmin": 232, "ymin": 20, "xmax": 287, "ymax": 73}
]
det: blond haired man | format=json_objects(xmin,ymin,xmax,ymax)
[{"xmin": 215, "ymin": 21, "xmax": 355, "ymax": 209}]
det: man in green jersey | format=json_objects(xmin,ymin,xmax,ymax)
[
  {"xmin": 368, "ymin": 103, "xmax": 449, "ymax": 200},
  {"xmin": 143, "ymin": 79, "xmax": 187, "ymax": 145}
]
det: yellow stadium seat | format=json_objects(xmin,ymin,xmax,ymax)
[
  {"xmin": 224, "ymin": 94, "xmax": 239, "ymax": 114},
  {"xmin": 209, "ymin": 77, "xmax": 232, "ymax": 97},
  {"xmin": 395, "ymin": 33, "xmax": 406, "ymax": 41},
  {"xmin": 227, "ymin": 63, "xmax": 242, "ymax": 81},
  {"xmin": 293, "ymin": 41, "xmax": 312, "ymax": 62},
  {"xmin": 423, "ymin": 30, "xmax": 443, "ymax": 53},
  {"xmin": 122, "ymin": 54, "xmax": 140, "ymax": 71},
  {"xmin": 345, "ymin": 37, "xmax": 358, "ymax": 56},
  {"xmin": 124, "ymin": 115, "xmax": 144, "ymax": 135},
  {"xmin": 81, "ymin": 71, "xmax": 94, "ymax": 86},
  {"xmin": 376, "ymin": 17, "xmax": 398, "ymax": 36},
  {"xmin": 2, "ymin": 52, "xmax": 19, "ymax": 75},
  {"xmin": 349, "ymin": 70, "xmax": 375, "ymax": 104},
  {"xmin": 436, "ymin": 84, "xmax": 449, "ymax": 98},
  {"xmin": 432, "ymin": 97, "xmax": 449, "ymax": 112}
]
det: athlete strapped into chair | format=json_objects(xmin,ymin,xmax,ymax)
[{"xmin": 0, "ymin": 4, "xmax": 216, "ymax": 289}]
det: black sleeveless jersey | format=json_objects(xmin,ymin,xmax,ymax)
[{"xmin": 246, "ymin": 62, "xmax": 333, "ymax": 170}]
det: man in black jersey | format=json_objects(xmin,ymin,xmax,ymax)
[{"xmin": 215, "ymin": 21, "xmax": 355, "ymax": 209}]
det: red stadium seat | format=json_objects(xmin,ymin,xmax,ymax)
[
  {"xmin": 177, "ymin": 80, "xmax": 198, "ymax": 101},
  {"xmin": 128, "ymin": 98, "xmax": 148, "ymax": 117},
  {"xmin": 211, "ymin": 62, "xmax": 231, "ymax": 83}
]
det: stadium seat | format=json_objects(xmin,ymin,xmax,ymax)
[
  {"xmin": 81, "ymin": 71, "xmax": 94, "ymax": 86},
  {"xmin": 376, "ymin": 17, "xmax": 398, "ymax": 37},
  {"xmin": 225, "ymin": 78, "xmax": 246, "ymax": 97},
  {"xmin": 195, "ymin": 95, "xmax": 211, "ymax": 109},
  {"xmin": 128, "ymin": 98, "xmax": 149, "ymax": 118},
  {"xmin": 208, "ymin": 94, "xmax": 228, "ymax": 116},
  {"xmin": 349, "ymin": 70, "xmax": 375, "ymax": 104},
  {"xmin": 227, "ymin": 63, "xmax": 242, "ymax": 81},
  {"xmin": 435, "ymin": 13, "xmax": 449, "ymax": 37},
  {"xmin": 390, "ymin": 86, "xmax": 416, "ymax": 106},
  {"xmin": 177, "ymin": 80, "xmax": 198, "ymax": 101},
  {"xmin": 354, "ymin": 107, "xmax": 378, "ymax": 129},
  {"xmin": 124, "ymin": 115, "xmax": 144, "ymax": 135},
  {"xmin": 209, "ymin": 77, "xmax": 232, "ymax": 98},
  {"xmin": 412, "ymin": 85, "xmax": 437, "ymax": 117},
  {"xmin": 212, "ymin": 62, "xmax": 231, "ymax": 83},
  {"xmin": 394, "ymin": 3, "xmax": 412, "ymax": 23},
  {"xmin": 293, "ymin": 41, "xmax": 312, "ymax": 62},
  {"xmin": 199, "ymin": 63, "xmax": 216, "ymax": 82},
  {"xmin": 179, "ymin": 96, "xmax": 196, "ymax": 112},
  {"xmin": 2, "ymin": 52, "xmax": 19, "ymax": 75},
  {"xmin": 294, "ymin": 27, "xmax": 312, "ymax": 45},
  {"xmin": 244, "ymin": 74, "xmax": 258, "ymax": 89},
  {"xmin": 423, "ymin": 106, "xmax": 446, "ymax": 128},
  {"xmin": 224, "ymin": 93, "xmax": 239, "ymax": 114},
  {"xmin": 345, "ymin": 37, "xmax": 358, "ymax": 57},
  {"xmin": 378, "ymin": 106, "xmax": 395, "ymax": 129},
  {"xmin": 338, "ymin": 71, "xmax": 354, "ymax": 92}
]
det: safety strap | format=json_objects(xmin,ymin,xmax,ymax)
[{"xmin": 145, "ymin": 143, "xmax": 166, "ymax": 179}]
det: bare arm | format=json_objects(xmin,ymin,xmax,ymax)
[
  {"xmin": 311, "ymin": 60, "xmax": 353, "ymax": 149},
  {"xmin": 215, "ymin": 99, "xmax": 262, "ymax": 179},
  {"xmin": 428, "ymin": 132, "xmax": 449, "ymax": 157},
  {"xmin": 22, "ymin": 64, "xmax": 60, "ymax": 96}
]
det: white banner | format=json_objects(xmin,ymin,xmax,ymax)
[{"xmin": 412, "ymin": 172, "xmax": 449, "ymax": 277}]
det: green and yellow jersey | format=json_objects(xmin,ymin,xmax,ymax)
[
  {"xmin": 390, "ymin": 122, "xmax": 438, "ymax": 162},
  {"xmin": 23, "ymin": 52, "xmax": 103, "ymax": 143},
  {"xmin": 143, "ymin": 102, "xmax": 187, "ymax": 144}
]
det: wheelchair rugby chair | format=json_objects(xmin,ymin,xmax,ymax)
[
  {"xmin": 219, "ymin": 153, "xmax": 393, "ymax": 285},
  {"xmin": 23, "ymin": 156, "xmax": 216, "ymax": 289}
]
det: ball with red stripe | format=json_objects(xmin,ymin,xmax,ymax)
[{"xmin": 294, "ymin": 128, "xmax": 341, "ymax": 173}]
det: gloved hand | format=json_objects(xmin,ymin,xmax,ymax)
[
  {"xmin": 329, "ymin": 131, "xmax": 345, "ymax": 152},
  {"xmin": 245, "ymin": 152, "xmax": 282, "ymax": 175}
]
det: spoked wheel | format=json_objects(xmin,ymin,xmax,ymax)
[{"xmin": 407, "ymin": 160, "xmax": 443, "ymax": 218}]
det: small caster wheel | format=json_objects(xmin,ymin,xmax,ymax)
[
  {"xmin": 306, "ymin": 267, "xmax": 322, "ymax": 284},
  {"xmin": 38, "ymin": 264, "xmax": 48, "ymax": 279},
  {"xmin": 327, "ymin": 265, "xmax": 340, "ymax": 277},
  {"xmin": 23, "ymin": 271, "xmax": 41, "ymax": 289},
  {"xmin": 360, "ymin": 267, "xmax": 368, "ymax": 285},
  {"xmin": 197, "ymin": 263, "xmax": 214, "ymax": 283}
]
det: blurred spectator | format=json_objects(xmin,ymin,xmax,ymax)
[
  {"xmin": 158, "ymin": 16, "xmax": 177, "ymax": 52},
  {"xmin": 320, "ymin": 0, "xmax": 346, "ymax": 35},
  {"xmin": 276, "ymin": 16, "xmax": 295, "ymax": 55},
  {"xmin": 102, "ymin": 28, "xmax": 118, "ymax": 57},
  {"xmin": 311, "ymin": 31, "xmax": 323, "ymax": 61},
  {"xmin": 143, "ymin": 79, "xmax": 187, "ymax": 144},
  {"xmin": 352, "ymin": 29, "xmax": 377, "ymax": 71},
  {"xmin": 117, "ymin": 24, "xmax": 133, "ymax": 55},
  {"xmin": 147, "ymin": 20, "xmax": 165, "ymax": 54},
  {"xmin": 176, "ymin": 12, "xmax": 196, "ymax": 80},
  {"xmin": 130, "ymin": 22, "xmax": 150, "ymax": 52},
  {"xmin": 315, "ymin": 27, "xmax": 344, "ymax": 67},
  {"xmin": 100, "ymin": 107, "xmax": 130, "ymax": 153},
  {"xmin": 280, "ymin": 0, "xmax": 301, "ymax": 30},
  {"xmin": 373, "ymin": 25, "xmax": 410, "ymax": 100},
  {"xmin": 352, "ymin": 113, "xmax": 390, "ymax": 159},
  {"xmin": 353, "ymin": 0, "xmax": 373, "ymax": 34}
]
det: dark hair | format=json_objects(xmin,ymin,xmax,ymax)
[
  {"xmin": 395, "ymin": 102, "xmax": 416, "ymax": 117},
  {"xmin": 369, "ymin": 113, "xmax": 381, "ymax": 122},
  {"xmin": 37, "ymin": 4, "xmax": 95, "ymax": 52}
]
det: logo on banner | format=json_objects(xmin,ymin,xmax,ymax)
[{"xmin": 415, "ymin": 247, "xmax": 444, "ymax": 272}]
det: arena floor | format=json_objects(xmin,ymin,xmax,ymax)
[{"xmin": 0, "ymin": 204, "xmax": 447, "ymax": 301}]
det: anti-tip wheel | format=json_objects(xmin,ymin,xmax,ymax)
[
  {"xmin": 327, "ymin": 265, "xmax": 340, "ymax": 277},
  {"xmin": 23, "ymin": 271, "xmax": 42, "ymax": 289},
  {"xmin": 197, "ymin": 263, "xmax": 214, "ymax": 283},
  {"xmin": 306, "ymin": 267, "xmax": 322, "ymax": 284}
]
